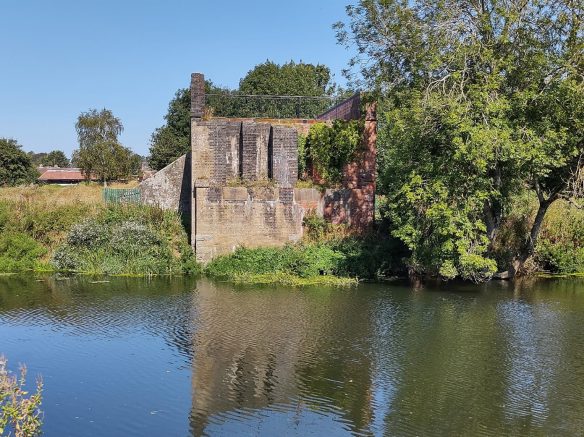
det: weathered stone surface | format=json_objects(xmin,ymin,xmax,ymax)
[
  {"xmin": 139, "ymin": 153, "xmax": 191, "ymax": 216},
  {"xmin": 190, "ymin": 73, "xmax": 205, "ymax": 118},
  {"xmin": 271, "ymin": 126, "xmax": 298, "ymax": 188},
  {"xmin": 242, "ymin": 123, "xmax": 270, "ymax": 181},
  {"xmin": 222, "ymin": 187, "xmax": 248, "ymax": 202}
]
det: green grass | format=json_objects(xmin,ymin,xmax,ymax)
[{"xmin": 0, "ymin": 185, "xmax": 199, "ymax": 276}]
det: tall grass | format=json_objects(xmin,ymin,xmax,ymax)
[{"xmin": 0, "ymin": 185, "xmax": 199, "ymax": 276}]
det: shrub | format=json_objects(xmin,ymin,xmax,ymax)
[
  {"xmin": 52, "ymin": 205, "xmax": 198, "ymax": 276},
  {"xmin": 67, "ymin": 219, "xmax": 108, "ymax": 248},
  {"xmin": 306, "ymin": 120, "xmax": 363, "ymax": 185},
  {"xmin": 0, "ymin": 356, "xmax": 43, "ymax": 437},
  {"xmin": 0, "ymin": 233, "xmax": 46, "ymax": 272}
]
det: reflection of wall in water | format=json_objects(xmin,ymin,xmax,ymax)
[{"xmin": 189, "ymin": 280, "xmax": 374, "ymax": 436}]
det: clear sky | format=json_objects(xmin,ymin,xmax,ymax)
[{"xmin": 0, "ymin": 0, "xmax": 353, "ymax": 157}]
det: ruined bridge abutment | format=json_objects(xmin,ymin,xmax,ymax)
[{"xmin": 140, "ymin": 72, "xmax": 376, "ymax": 264}]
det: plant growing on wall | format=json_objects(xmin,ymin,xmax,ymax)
[{"xmin": 305, "ymin": 120, "xmax": 363, "ymax": 185}]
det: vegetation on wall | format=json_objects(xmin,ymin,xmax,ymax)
[{"xmin": 303, "ymin": 119, "xmax": 363, "ymax": 185}]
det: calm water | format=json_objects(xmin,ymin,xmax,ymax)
[{"xmin": 1, "ymin": 276, "xmax": 584, "ymax": 436}]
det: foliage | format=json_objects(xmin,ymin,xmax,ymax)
[
  {"xmin": 205, "ymin": 245, "xmax": 353, "ymax": 286},
  {"xmin": 0, "ymin": 139, "xmax": 38, "ymax": 186},
  {"xmin": 72, "ymin": 109, "xmax": 140, "ymax": 184},
  {"xmin": 0, "ymin": 356, "xmax": 43, "ymax": 437},
  {"xmin": 148, "ymin": 88, "xmax": 191, "ymax": 171},
  {"xmin": 205, "ymin": 228, "xmax": 406, "ymax": 285},
  {"xmin": 336, "ymin": 0, "xmax": 584, "ymax": 279},
  {"xmin": 0, "ymin": 233, "xmax": 47, "ymax": 273},
  {"xmin": 495, "ymin": 193, "xmax": 584, "ymax": 274},
  {"xmin": 43, "ymin": 150, "xmax": 69, "ymax": 167},
  {"xmin": 52, "ymin": 205, "xmax": 199, "ymax": 276},
  {"xmin": 0, "ymin": 186, "xmax": 198, "ymax": 276},
  {"xmin": 305, "ymin": 120, "xmax": 363, "ymax": 185},
  {"xmin": 28, "ymin": 150, "xmax": 70, "ymax": 168}
]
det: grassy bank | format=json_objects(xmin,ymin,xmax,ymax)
[
  {"xmin": 0, "ymin": 185, "xmax": 198, "ymax": 276},
  {"xmin": 205, "ymin": 216, "xmax": 405, "ymax": 286}
]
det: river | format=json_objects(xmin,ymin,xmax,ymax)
[{"xmin": 1, "ymin": 275, "xmax": 583, "ymax": 436}]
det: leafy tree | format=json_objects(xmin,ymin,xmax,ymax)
[
  {"xmin": 73, "ymin": 109, "xmax": 136, "ymax": 185},
  {"xmin": 148, "ymin": 88, "xmax": 190, "ymax": 171},
  {"xmin": 41, "ymin": 150, "xmax": 69, "ymax": 167},
  {"xmin": 336, "ymin": 0, "xmax": 583, "ymax": 279},
  {"xmin": 27, "ymin": 152, "xmax": 48, "ymax": 166},
  {"xmin": 0, "ymin": 138, "xmax": 38, "ymax": 186}
]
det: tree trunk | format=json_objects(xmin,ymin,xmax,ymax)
[{"xmin": 508, "ymin": 197, "xmax": 555, "ymax": 277}]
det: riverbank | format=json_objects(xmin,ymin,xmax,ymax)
[
  {"xmin": 1, "ymin": 185, "xmax": 583, "ymax": 285},
  {"xmin": 0, "ymin": 185, "xmax": 197, "ymax": 276}
]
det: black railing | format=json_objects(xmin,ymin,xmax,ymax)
[{"xmin": 204, "ymin": 93, "xmax": 349, "ymax": 119}]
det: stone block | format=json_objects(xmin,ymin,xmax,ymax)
[{"xmin": 222, "ymin": 187, "xmax": 248, "ymax": 201}]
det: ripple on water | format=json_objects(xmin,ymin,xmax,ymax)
[{"xmin": 1, "ymin": 277, "xmax": 584, "ymax": 436}]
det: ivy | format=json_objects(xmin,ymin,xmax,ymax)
[{"xmin": 305, "ymin": 120, "xmax": 363, "ymax": 185}]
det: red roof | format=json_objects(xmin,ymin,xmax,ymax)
[{"xmin": 38, "ymin": 168, "xmax": 90, "ymax": 181}]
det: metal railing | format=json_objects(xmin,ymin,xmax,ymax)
[
  {"xmin": 204, "ymin": 93, "xmax": 350, "ymax": 119},
  {"xmin": 103, "ymin": 188, "xmax": 141, "ymax": 204}
]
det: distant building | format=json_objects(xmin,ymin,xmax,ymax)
[{"xmin": 37, "ymin": 167, "xmax": 96, "ymax": 184}]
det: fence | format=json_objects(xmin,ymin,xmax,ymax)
[
  {"xmin": 103, "ymin": 188, "xmax": 141, "ymax": 204},
  {"xmin": 204, "ymin": 93, "xmax": 349, "ymax": 119}
]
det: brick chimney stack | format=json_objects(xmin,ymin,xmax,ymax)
[{"xmin": 190, "ymin": 73, "xmax": 205, "ymax": 118}]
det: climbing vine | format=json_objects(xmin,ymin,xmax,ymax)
[{"xmin": 304, "ymin": 120, "xmax": 363, "ymax": 185}]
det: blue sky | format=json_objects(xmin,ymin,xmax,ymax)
[{"xmin": 0, "ymin": 0, "xmax": 353, "ymax": 157}]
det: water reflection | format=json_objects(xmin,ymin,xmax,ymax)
[{"xmin": 0, "ymin": 276, "xmax": 583, "ymax": 436}]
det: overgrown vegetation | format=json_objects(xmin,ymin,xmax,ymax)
[
  {"xmin": 205, "ymin": 212, "xmax": 405, "ymax": 287},
  {"xmin": 337, "ymin": 0, "xmax": 583, "ymax": 280},
  {"xmin": 52, "ymin": 206, "xmax": 198, "ymax": 275},
  {"xmin": 0, "ymin": 185, "xmax": 198, "ymax": 276},
  {"xmin": 0, "ymin": 356, "xmax": 43, "ymax": 437},
  {"xmin": 302, "ymin": 120, "xmax": 363, "ymax": 185},
  {"xmin": 493, "ymin": 193, "xmax": 584, "ymax": 275},
  {"xmin": 0, "ymin": 138, "xmax": 38, "ymax": 187}
]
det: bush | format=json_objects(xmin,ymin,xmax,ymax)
[
  {"xmin": 67, "ymin": 219, "xmax": 108, "ymax": 248},
  {"xmin": 0, "ymin": 356, "xmax": 43, "ymax": 437},
  {"xmin": 205, "ymin": 235, "xmax": 406, "ymax": 286},
  {"xmin": 0, "ymin": 233, "xmax": 47, "ymax": 272},
  {"xmin": 52, "ymin": 205, "xmax": 198, "ymax": 276}
]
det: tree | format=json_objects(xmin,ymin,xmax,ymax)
[
  {"xmin": 73, "ymin": 109, "xmax": 135, "ymax": 185},
  {"xmin": 148, "ymin": 88, "xmax": 191, "ymax": 171},
  {"xmin": 41, "ymin": 150, "xmax": 69, "ymax": 167},
  {"xmin": 0, "ymin": 138, "xmax": 38, "ymax": 186},
  {"xmin": 336, "ymin": 0, "xmax": 583, "ymax": 279}
]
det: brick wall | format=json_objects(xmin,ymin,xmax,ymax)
[{"xmin": 191, "ymin": 114, "xmax": 303, "ymax": 263}]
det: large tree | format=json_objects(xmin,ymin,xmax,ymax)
[
  {"xmin": 0, "ymin": 138, "xmax": 38, "ymax": 186},
  {"xmin": 73, "ymin": 109, "xmax": 137, "ymax": 185},
  {"xmin": 42, "ymin": 150, "xmax": 69, "ymax": 167},
  {"xmin": 336, "ymin": 0, "xmax": 583, "ymax": 279}
]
